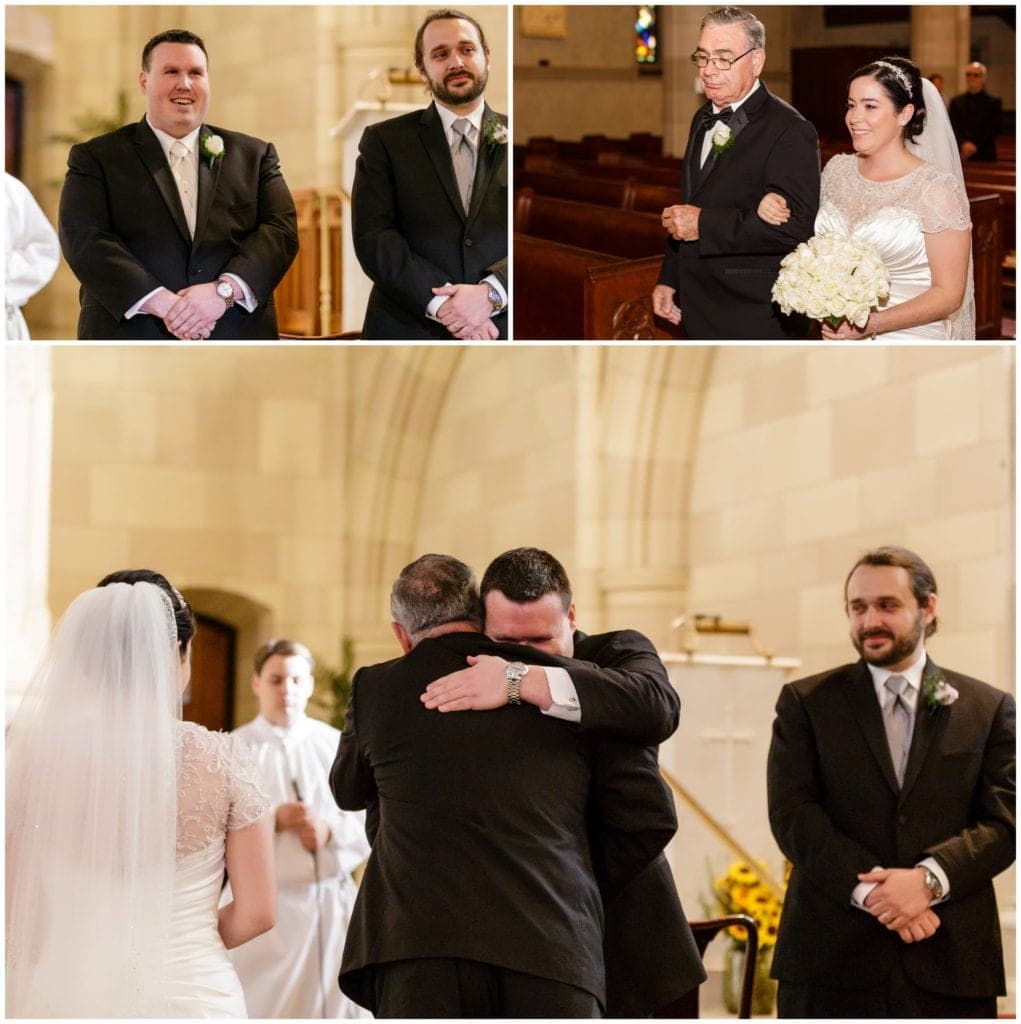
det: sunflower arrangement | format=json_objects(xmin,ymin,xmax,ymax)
[{"xmin": 710, "ymin": 859, "xmax": 784, "ymax": 948}]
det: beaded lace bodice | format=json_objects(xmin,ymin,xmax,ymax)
[
  {"xmin": 820, "ymin": 154, "xmax": 970, "ymax": 233},
  {"xmin": 177, "ymin": 721, "xmax": 270, "ymax": 858}
]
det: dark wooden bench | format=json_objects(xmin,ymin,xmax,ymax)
[
  {"xmin": 514, "ymin": 190, "xmax": 667, "ymax": 259},
  {"xmin": 516, "ymin": 170, "xmax": 680, "ymax": 214},
  {"xmin": 513, "ymin": 234, "xmax": 680, "ymax": 340}
]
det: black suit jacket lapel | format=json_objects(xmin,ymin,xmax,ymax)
[
  {"xmin": 418, "ymin": 101, "xmax": 465, "ymax": 222},
  {"xmin": 468, "ymin": 104, "xmax": 503, "ymax": 222},
  {"xmin": 692, "ymin": 81, "xmax": 769, "ymax": 195},
  {"xmin": 134, "ymin": 117, "xmax": 192, "ymax": 244},
  {"xmin": 844, "ymin": 660, "xmax": 901, "ymax": 795},
  {"xmin": 194, "ymin": 126, "xmax": 223, "ymax": 243},
  {"xmin": 683, "ymin": 103, "xmax": 709, "ymax": 200},
  {"xmin": 900, "ymin": 657, "xmax": 950, "ymax": 801}
]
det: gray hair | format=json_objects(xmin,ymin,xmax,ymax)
[
  {"xmin": 390, "ymin": 553, "xmax": 482, "ymax": 642},
  {"xmin": 700, "ymin": 7, "xmax": 765, "ymax": 50}
]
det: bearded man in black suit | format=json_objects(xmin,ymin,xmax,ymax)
[
  {"xmin": 421, "ymin": 547, "xmax": 705, "ymax": 1017},
  {"xmin": 58, "ymin": 29, "xmax": 298, "ymax": 341},
  {"xmin": 351, "ymin": 9, "xmax": 508, "ymax": 340},
  {"xmin": 331, "ymin": 554, "xmax": 679, "ymax": 1017},
  {"xmin": 652, "ymin": 6, "xmax": 819, "ymax": 340},
  {"xmin": 767, "ymin": 546, "xmax": 1015, "ymax": 1018}
]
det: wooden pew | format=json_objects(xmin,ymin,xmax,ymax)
[
  {"xmin": 967, "ymin": 193, "xmax": 1004, "ymax": 338},
  {"xmin": 514, "ymin": 190, "xmax": 667, "ymax": 258},
  {"xmin": 516, "ymin": 170, "xmax": 680, "ymax": 213},
  {"xmin": 513, "ymin": 234, "xmax": 680, "ymax": 340}
]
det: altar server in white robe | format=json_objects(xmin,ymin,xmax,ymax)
[
  {"xmin": 6, "ymin": 173, "xmax": 60, "ymax": 339},
  {"xmin": 228, "ymin": 639, "xmax": 371, "ymax": 1018}
]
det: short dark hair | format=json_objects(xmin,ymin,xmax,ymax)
[
  {"xmin": 850, "ymin": 57, "xmax": 926, "ymax": 143},
  {"xmin": 253, "ymin": 638, "xmax": 314, "ymax": 675},
  {"xmin": 142, "ymin": 29, "xmax": 208, "ymax": 72},
  {"xmin": 480, "ymin": 547, "xmax": 572, "ymax": 614},
  {"xmin": 844, "ymin": 546, "xmax": 939, "ymax": 637},
  {"xmin": 96, "ymin": 568, "xmax": 197, "ymax": 654},
  {"xmin": 390, "ymin": 553, "xmax": 481, "ymax": 641},
  {"xmin": 413, "ymin": 9, "xmax": 488, "ymax": 73}
]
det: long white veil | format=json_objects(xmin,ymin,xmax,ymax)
[
  {"xmin": 6, "ymin": 581, "xmax": 181, "ymax": 1017},
  {"xmin": 907, "ymin": 76, "xmax": 976, "ymax": 339}
]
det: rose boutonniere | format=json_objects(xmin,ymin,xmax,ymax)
[
  {"xmin": 200, "ymin": 133, "xmax": 225, "ymax": 166},
  {"xmin": 921, "ymin": 666, "xmax": 959, "ymax": 711},
  {"xmin": 711, "ymin": 121, "xmax": 735, "ymax": 156},
  {"xmin": 483, "ymin": 115, "xmax": 508, "ymax": 147}
]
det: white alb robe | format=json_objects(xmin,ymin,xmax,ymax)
[
  {"xmin": 227, "ymin": 714, "xmax": 371, "ymax": 1018},
  {"xmin": 5, "ymin": 174, "xmax": 59, "ymax": 340}
]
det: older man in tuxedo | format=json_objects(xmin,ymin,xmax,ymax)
[
  {"xmin": 767, "ymin": 546, "xmax": 1015, "ymax": 1018},
  {"xmin": 421, "ymin": 547, "xmax": 705, "ymax": 1017},
  {"xmin": 653, "ymin": 6, "xmax": 819, "ymax": 340},
  {"xmin": 58, "ymin": 29, "xmax": 298, "ymax": 340},
  {"xmin": 351, "ymin": 9, "xmax": 508, "ymax": 340},
  {"xmin": 331, "ymin": 554, "xmax": 679, "ymax": 1017}
]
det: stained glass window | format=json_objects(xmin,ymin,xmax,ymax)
[{"xmin": 635, "ymin": 5, "xmax": 657, "ymax": 66}]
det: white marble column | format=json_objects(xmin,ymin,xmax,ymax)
[{"xmin": 5, "ymin": 346, "xmax": 53, "ymax": 719}]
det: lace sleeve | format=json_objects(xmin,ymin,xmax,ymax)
[
  {"xmin": 917, "ymin": 168, "xmax": 971, "ymax": 234},
  {"xmin": 819, "ymin": 155, "xmax": 845, "ymax": 208},
  {"xmin": 226, "ymin": 732, "xmax": 272, "ymax": 830}
]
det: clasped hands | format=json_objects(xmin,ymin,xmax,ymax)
[
  {"xmin": 142, "ymin": 283, "xmax": 228, "ymax": 340},
  {"xmin": 432, "ymin": 283, "xmax": 498, "ymax": 340},
  {"xmin": 861, "ymin": 866, "xmax": 940, "ymax": 944},
  {"xmin": 276, "ymin": 800, "xmax": 329, "ymax": 853},
  {"xmin": 420, "ymin": 654, "xmax": 510, "ymax": 711}
]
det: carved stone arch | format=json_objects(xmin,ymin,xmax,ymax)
[{"xmin": 180, "ymin": 587, "xmax": 273, "ymax": 726}]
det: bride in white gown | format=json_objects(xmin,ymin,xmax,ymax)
[
  {"xmin": 7, "ymin": 570, "xmax": 275, "ymax": 1017},
  {"xmin": 760, "ymin": 57, "xmax": 974, "ymax": 340}
]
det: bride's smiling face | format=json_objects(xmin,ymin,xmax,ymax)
[{"xmin": 845, "ymin": 75, "xmax": 913, "ymax": 156}]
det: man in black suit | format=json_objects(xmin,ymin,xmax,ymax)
[
  {"xmin": 58, "ymin": 29, "xmax": 298, "ymax": 340},
  {"xmin": 421, "ymin": 547, "xmax": 706, "ymax": 1016},
  {"xmin": 652, "ymin": 6, "xmax": 819, "ymax": 340},
  {"xmin": 767, "ymin": 546, "xmax": 1015, "ymax": 1018},
  {"xmin": 949, "ymin": 62, "xmax": 1003, "ymax": 162},
  {"xmin": 351, "ymin": 9, "xmax": 507, "ymax": 340},
  {"xmin": 331, "ymin": 554, "xmax": 678, "ymax": 1017}
]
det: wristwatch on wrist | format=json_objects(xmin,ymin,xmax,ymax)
[
  {"xmin": 486, "ymin": 283, "xmax": 503, "ymax": 314},
  {"xmin": 923, "ymin": 866, "xmax": 944, "ymax": 902},
  {"xmin": 505, "ymin": 661, "xmax": 528, "ymax": 705},
  {"xmin": 216, "ymin": 277, "xmax": 236, "ymax": 309}
]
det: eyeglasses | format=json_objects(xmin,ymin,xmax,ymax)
[{"xmin": 690, "ymin": 47, "xmax": 757, "ymax": 70}]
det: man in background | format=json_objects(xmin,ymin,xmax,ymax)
[
  {"xmin": 229, "ymin": 639, "xmax": 369, "ymax": 1018},
  {"xmin": 949, "ymin": 61, "xmax": 1003, "ymax": 162},
  {"xmin": 351, "ymin": 9, "xmax": 507, "ymax": 339}
]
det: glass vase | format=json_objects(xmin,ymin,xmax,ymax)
[{"xmin": 722, "ymin": 941, "xmax": 777, "ymax": 1016}]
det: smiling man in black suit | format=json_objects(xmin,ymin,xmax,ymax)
[
  {"xmin": 351, "ymin": 9, "xmax": 508, "ymax": 340},
  {"xmin": 653, "ymin": 6, "xmax": 819, "ymax": 340},
  {"xmin": 767, "ymin": 546, "xmax": 1015, "ymax": 1018},
  {"xmin": 58, "ymin": 29, "xmax": 298, "ymax": 340}
]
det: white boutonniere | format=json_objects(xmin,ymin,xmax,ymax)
[
  {"xmin": 483, "ymin": 115, "xmax": 508, "ymax": 147},
  {"xmin": 711, "ymin": 121, "xmax": 735, "ymax": 156},
  {"xmin": 200, "ymin": 133, "xmax": 225, "ymax": 166},
  {"xmin": 921, "ymin": 666, "xmax": 959, "ymax": 711}
]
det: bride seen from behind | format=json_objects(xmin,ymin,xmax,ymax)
[
  {"xmin": 759, "ymin": 57, "xmax": 974, "ymax": 340},
  {"xmin": 6, "ymin": 570, "xmax": 275, "ymax": 1017}
]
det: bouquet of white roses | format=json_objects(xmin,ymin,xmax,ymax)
[{"xmin": 772, "ymin": 233, "xmax": 890, "ymax": 330}]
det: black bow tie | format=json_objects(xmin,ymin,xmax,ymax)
[{"xmin": 699, "ymin": 107, "xmax": 734, "ymax": 132}]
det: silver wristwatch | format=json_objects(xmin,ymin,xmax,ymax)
[
  {"xmin": 215, "ymin": 277, "xmax": 236, "ymax": 309},
  {"xmin": 505, "ymin": 661, "xmax": 528, "ymax": 705},
  {"xmin": 486, "ymin": 283, "xmax": 503, "ymax": 313},
  {"xmin": 923, "ymin": 866, "xmax": 944, "ymax": 902}
]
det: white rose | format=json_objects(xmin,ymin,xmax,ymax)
[
  {"xmin": 711, "ymin": 122, "xmax": 732, "ymax": 148},
  {"xmin": 205, "ymin": 134, "xmax": 225, "ymax": 156}
]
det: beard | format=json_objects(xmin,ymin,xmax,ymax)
[
  {"xmin": 851, "ymin": 611, "xmax": 927, "ymax": 667},
  {"xmin": 429, "ymin": 65, "xmax": 488, "ymax": 107}
]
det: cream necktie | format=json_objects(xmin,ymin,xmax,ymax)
[
  {"xmin": 883, "ymin": 675, "xmax": 912, "ymax": 786},
  {"xmin": 170, "ymin": 140, "xmax": 196, "ymax": 237},
  {"xmin": 450, "ymin": 118, "xmax": 476, "ymax": 213}
]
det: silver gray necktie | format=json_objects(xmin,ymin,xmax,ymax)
[
  {"xmin": 170, "ymin": 140, "xmax": 196, "ymax": 237},
  {"xmin": 451, "ymin": 118, "xmax": 475, "ymax": 212},
  {"xmin": 883, "ymin": 675, "xmax": 912, "ymax": 786}
]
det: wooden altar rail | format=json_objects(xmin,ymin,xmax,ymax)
[{"xmin": 274, "ymin": 188, "xmax": 344, "ymax": 337}]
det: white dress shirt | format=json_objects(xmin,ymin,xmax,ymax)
[{"xmin": 699, "ymin": 77, "xmax": 760, "ymax": 168}]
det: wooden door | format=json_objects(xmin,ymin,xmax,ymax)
[{"xmin": 184, "ymin": 615, "xmax": 236, "ymax": 732}]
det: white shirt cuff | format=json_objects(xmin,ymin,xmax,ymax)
[
  {"xmin": 222, "ymin": 273, "xmax": 256, "ymax": 312},
  {"xmin": 426, "ymin": 288, "xmax": 449, "ymax": 321},
  {"xmin": 541, "ymin": 667, "xmax": 581, "ymax": 723},
  {"xmin": 851, "ymin": 865, "xmax": 883, "ymax": 909},
  {"xmin": 126, "ymin": 286, "xmax": 165, "ymax": 319},
  {"xmin": 481, "ymin": 273, "xmax": 507, "ymax": 312}
]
